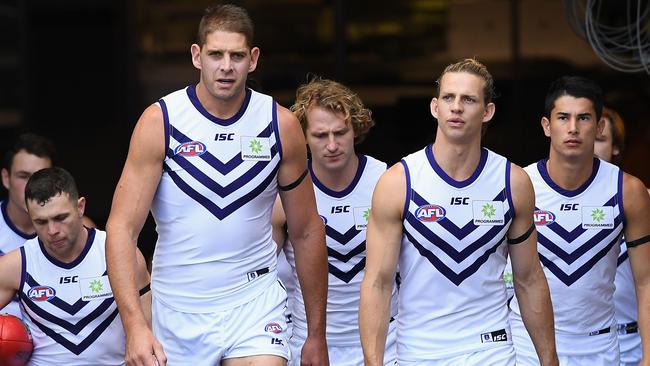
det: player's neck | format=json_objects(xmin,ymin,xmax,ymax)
[
  {"xmin": 432, "ymin": 138, "xmax": 483, "ymax": 182},
  {"xmin": 52, "ymin": 226, "xmax": 89, "ymax": 264},
  {"xmin": 5, "ymin": 199, "xmax": 35, "ymax": 236},
  {"xmin": 195, "ymin": 82, "xmax": 246, "ymax": 119},
  {"xmin": 546, "ymin": 152, "xmax": 595, "ymax": 190},
  {"xmin": 311, "ymin": 154, "xmax": 359, "ymax": 192}
]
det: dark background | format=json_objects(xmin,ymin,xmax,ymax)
[{"xmin": 2, "ymin": 0, "xmax": 649, "ymax": 259}]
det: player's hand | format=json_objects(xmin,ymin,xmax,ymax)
[
  {"xmin": 300, "ymin": 334, "xmax": 328, "ymax": 366},
  {"xmin": 125, "ymin": 325, "xmax": 167, "ymax": 366}
]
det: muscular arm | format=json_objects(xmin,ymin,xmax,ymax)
[
  {"xmin": 276, "ymin": 105, "xmax": 329, "ymax": 366},
  {"xmin": 106, "ymin": 104, "xmax": 166, "ymax": 366},
  {"xmin": 508, "ymin": 165, "xmax": 558, "ymax": 366},
  {"xmin": 0, "ymin": 250, "xmax": 21, "ymax": 309},
  {"xmin": 622, "ymin": 173, "xmax": 650, "ymax": 365},
  {"xmin": 135, "ymin": 249, "xmax": 152, "ymax": 329},
  {"xmin": 359, "ymin": 164, "xmax": 404, "ymax": 366}
]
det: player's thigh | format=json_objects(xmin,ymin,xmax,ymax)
[
  {"xmin": 288, "ymin": 337, "xmax": 302, "ymax": 366},
  {"xmin": 222, "ymin": 280, "xmax": 290, "ymax": 361},
  {"xmin": 151, "ymin": 297, "xmax": 224, "ymax": 365},
  {"xmin": 221, "ymin": 354, "xmax": 286, "ymax": 366}
]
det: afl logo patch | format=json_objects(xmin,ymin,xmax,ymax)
[
  {"xmin": 415, "ymin": 205, "xmax": 446, "ymax": 222},
  {"xmin": 28, "ymin": 286, "xmax": 56, "ymax": 301},
  {"xmin": 534, "ymin": 210, "xmax": 556, "ymax": 226},
  {"xmin": 174, "ymin": 141, "xmax": 206, "ymax": 157},
  {"xmin": 264, "ymin": 323, "xmax": 283, "ymax": 334}
]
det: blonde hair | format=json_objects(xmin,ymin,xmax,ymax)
[
  {"xmin": 436, "ymin": 58, "xmax": 495, "ymax": 103},
  {"xmin": 291, "ymin": 77, "xmax": 375, "ymax": 144}
]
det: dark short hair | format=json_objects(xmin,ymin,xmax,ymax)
[
  {"xmin": 544, "ymin": 76, "xmax": 603, "ymax": 121},
  {"xmin": 197, "ymin": 4, "xmax": 254, "ymax": 47},
  {"xmin": 25, "ymin": 167, "xmax": 79, "ymax": 207},
  {"xmin": 3, "ymin": 133, "xmax": 57, "ymax": 171}
]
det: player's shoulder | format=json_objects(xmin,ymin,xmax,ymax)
[
  {"xmin": 376, "ymin": 162, "xmax": 406, "ymax": 192},
  {"xmin": 509, "ymin": 162, "xmax": 533, "ymax": 187},
  {"xmin": 362, "ymin": 154, "xmax": 388, "ymax": 171},
  {"xmin": 276, "ymin": 103, "xmax": 300, "ymax": 128},
  {"xmin": 622, "ymin": 171, "xmax": 649, "ymax": 200}
]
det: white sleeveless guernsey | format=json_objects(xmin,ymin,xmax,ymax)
[
  {"xmin": 614, "ymin": 239, "xmax": 641, "ymax": 356},
  {"xmin": 284, "ymin": 155, "xmax": 398, "ymax": 345},
  {"xmin": 0, "ymin": 200, "xmax": 35, "ymax": 254},
  {"xmin": 19, "ymin": 229, "xmax": 126, "ymax": 365},
  {"xmin": 511, "ymin": 158, "xmax": 623, "ymax": 354},
  {"xmin": 152, "ymin": 86, "xmax": 281, "ymax": 312},
  {"xmin": 0, "ymin": 200, "xmax": 35, "ymax": 317},
  {"xmin": 399, "ymin": 146, "xmax": 514, "ymax": 360}
]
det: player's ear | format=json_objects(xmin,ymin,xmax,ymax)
[
  {"xmin": 482, "ymin": 102, "xmax": 495, "ymax": 122},
  {"xmin": 249, "ymin": 47, "xmax": 260, "ymax": 73},
  {"xmin": 190, "ymin": 44, "xmax": 202, "ymax": 70},
  {"xmin": 430, "ymin": 98, "xmax": 439, "ymax": 119},
  {"xmin": 1, "ymin": 168, "xmax": 9, "ymax": 190},
  {"xmin": 541, "ymin": 116, "xmax": 551, "ymax": 137},
  {"xmin": 77, "ymin": 197, "xmax": 86, "ymax": 217}
]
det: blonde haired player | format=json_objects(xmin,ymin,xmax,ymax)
[
  {"xmin": 360, "ymin": 59, "xmax": 557, "ymax": 365},
  {"xmin": 274, "ymin": 77, "xmax": 398, "ymax": 366}
]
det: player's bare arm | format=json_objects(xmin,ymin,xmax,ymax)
[
  {"xmin": 271, "ymin": 195, "xmax": 287, "ymax": 254},
  {"xmin": 135, "ymin": 248, "xmax": 152, "ymax": 329},
  {"xmin": 276, "ymin": 104, "xmax": 329, "ymax": 366},
  {"xmin": 0, "ymin": 250, "xmax": 21, "ymax": 309},
  {"xmin": 106, "ymin": 104, "xmax": 167, "ymax": 366},
  {"xmin": 359, "ymin": 163, "xmax": 404, "ymax": 366},
  {"xmin": 507, "ymin": 164, "xmax": 559, "ymax": 366},
  {"xmin": 622, "ymin": 173, "xmax": 650, "ymax": 366}
]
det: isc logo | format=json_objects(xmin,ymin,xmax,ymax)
[
  {"xmin": 415, "ymin": 205, "xmax": 446, "ymax": 222},
  {"xmin": 174, "ymin": 141, "xmax": 206, "ymax": 157},
  {"xmin": 59, "ymin": 275, "xmax": 79, "ymax": 284},
  {"xmin": 28, "ymin": 286, "xmax": 56, "ymax": 301},
  {"xmin": 450, "ymin": 197, "xmax": 469, "ymax": 205},
  {"xmin": 264, "ymin": 323, "xmax": 283, "ymax": 334},
  {"xmin": 560, "ymin": 203, "xmax": 579, "ymax": 211},
  {"xmin": 534, "ymin": 210, "xmax": 556, "ymax": 225},
  {"xmin": 331, "ymin": 205, "xmax": 350, "ymax": 214},
  {"xmin": 215, "ymin": 133, "xmax": 235, "ymax": 141},
  {"xmin": 481, "ymin": 329, "xmax": 508, "ymax": 343}
]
